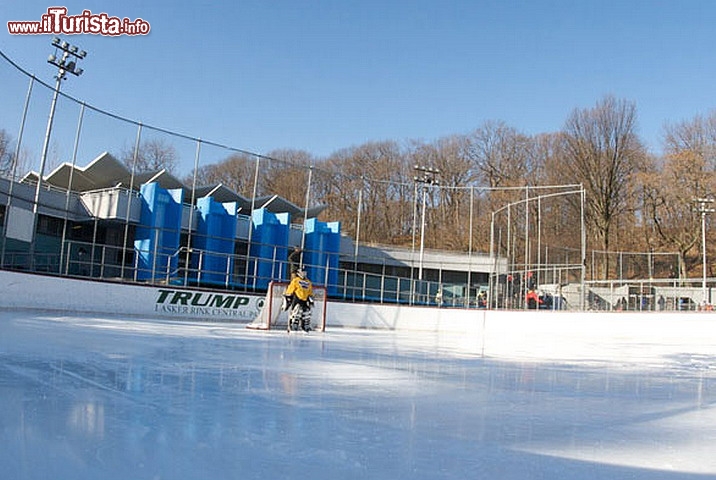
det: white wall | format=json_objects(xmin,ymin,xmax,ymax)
[
  {"xmin": 0, "ymin": 269, "xmax": 485, "ymax": 331},
  {"xmin": 3, "ymin": 270, "xmax": 716, "ymax": 355},
  {"xmin": 0, "ymin": 270, "xmax": 263, "ymax": 323}
]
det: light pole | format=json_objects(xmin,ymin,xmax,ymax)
[
  {"xmin": 30, "ymin": 37, "xmax": 86, "ymax": 269},
  {"xmin": 413, "ymin": 165, "xmax": 439, "ymax": 281},
  {"xmin": 695, "ymin": 197, "xmax": 714, "ymax": 305}
]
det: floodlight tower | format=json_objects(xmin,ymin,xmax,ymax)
[
  {"xmin": 413, "ymin": 165, "xmax": 440, "ymax": 280},
  {"xmin": 30, "ymin": 37, "xmax": 86, "ymax": 268},
  {"xmin": 695, "ymin": 197, "xmax": 714, "ymax": 305}
]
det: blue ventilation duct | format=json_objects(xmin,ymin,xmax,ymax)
[
  {"xmin": 134, "ymin": 182, "xmax": 183, "ymax": 281},
  {"xmin": 303, "ymin": 218, "xmax": 341, "ymax": 295},
  {"xmin": 249, "ymin": 208, "xmax": 289, "ymax": 289},
  {"xmin": 193, "ymin": 197, "xmax": 237, "ymax": 286}
]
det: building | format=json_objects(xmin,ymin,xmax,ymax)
[{"xmin": 0, "ymin": 152, "xmax": 502, "ymax": 307}]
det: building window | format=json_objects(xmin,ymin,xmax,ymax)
[{"xmin": 36, "ymin": 215, "xmax": 63, "ymax": 237}]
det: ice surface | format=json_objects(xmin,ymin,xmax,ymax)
[{"xmin": 1, "ymin": 310, "xmax": 716, "ymax": 479}]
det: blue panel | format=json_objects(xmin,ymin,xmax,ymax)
[
  {"xmin": 193, "ymin": 197, "xmax": 238, "ymax": 285},
  {"xmin": 303, "ymin": 218, "xmax": 341, "ymax": 294},
  {"xmin": 249, "ymin": 208, "xmax": 289, "ymax": 289},
  {"xmin": 134, "ymin": 183, "xmax": 183, "ymax": 281}
]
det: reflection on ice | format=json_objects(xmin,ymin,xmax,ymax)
[
  {"xmin": 1, "ymin": 311, "xmax": 716, "ymax": 479},
  {"xmin": 68, "ymin": 401, "xmax": 105, "ymax": 437}
]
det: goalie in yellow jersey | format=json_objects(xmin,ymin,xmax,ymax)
[{"xmin": 282, "ymin": 269, "xmax": 315, "ymax": 332}]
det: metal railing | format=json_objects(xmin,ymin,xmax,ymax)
[
  {"xmin": 3, "ymin": 235, "xmax": 714, "ymax": 312},
  {"xmin": 0, "ymin": 237, "xmax": 485, "ymax": 308}
]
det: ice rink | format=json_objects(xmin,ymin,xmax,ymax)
[{"xmin": 2, "ymin": 309, "xmax": 716, "ymax": 479}]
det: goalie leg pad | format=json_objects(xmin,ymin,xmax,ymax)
[
  {"xmin": 301, "ymin": 305, "xmax": 312, "ymax": 332},
  {"xmin": 289, "ymin": 304, "xmax": 302, "ymax": 331}
]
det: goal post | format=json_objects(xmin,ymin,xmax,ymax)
[{"xmin": 246, "ymin": 281, "xmax": 327, "ymax": 331}]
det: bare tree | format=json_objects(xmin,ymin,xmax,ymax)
[
  {"xmin": 315, "ymin": 152, "xmax": 364, "ymax": 238},
  {"xmin": 643, "ymin": 111, "xmax": 716, "ymax": 278},
  {"xmin": 188, "ymin": 152, "xmax": 256, "ymax": 197},
  {"xmin": 639, "ymin": 150, "xmax": 710, "ymax": 278},
  {"xmin": 663, "ymin": 112, "xmax": 716, "ymax": 169},
  {"xmin": 411, "ymin": 136, "xmax": 476, "ymax": 250},
  {"xmin": 262, "ymin": 149, "xmax": 316, "ymax": 208},
  {"xmin": 531, "ymin": 132, "xmax": 584, "ymax": 253},
  {"xmin": 322, "ymin": 141, "xmax": 412, "ymax": 244},
  {"xmin": 561, "ymin": 96, "xmax": 645, "ymax": 257},
  {"xmin": 121, "ymin": 138, "xmax": 178, "ymax": 173},
  {"xmin": 0, "ymin": 129, "xmax": 13, "ymax": 176},
  {"xmin": 464, "ymin": 121, "xmax": 533, "ymax": 189},
  {"xmin": 0, "ymin": 129, "xmax": 31, "ymax": 179}
]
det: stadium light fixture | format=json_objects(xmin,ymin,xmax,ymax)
[
  {"xmin": 694, "ymin": 197, "xmax": 714, "ymax": 306},
  {"xmin": 47, "ymin": 37, "xmax": 86, "ymax": 79},
  {"xmin": 30, "ymin": 38, "xmax": 87, "ymax": 269}
]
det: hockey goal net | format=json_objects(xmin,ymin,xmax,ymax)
[{"xmin": 247, "ymin": 281, "xmax": 327, "ymax": 331}]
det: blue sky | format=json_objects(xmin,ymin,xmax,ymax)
[{"xmin": 2, "ymin": 1, "xmax": 716, "ymax": 174}]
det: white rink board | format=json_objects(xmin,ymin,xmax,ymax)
[
  {"xmin": 3, "ymin": 269, "xmax": 716, "ymax": 355},
  {"xmin": 0, "ymin": 270, "xmax": 263, "ymax": 322}
]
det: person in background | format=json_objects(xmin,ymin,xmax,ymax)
[
  {"xmin": 477, "ymin": 291, "xmax": 487, "ymax": 308},
  {"xmin": 526, "ymin": 289, "xmax": 540, "ymax": 309},
  {"xmin": 288, "ymin": 246, "xmax": 303, "ymax": 279}
]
